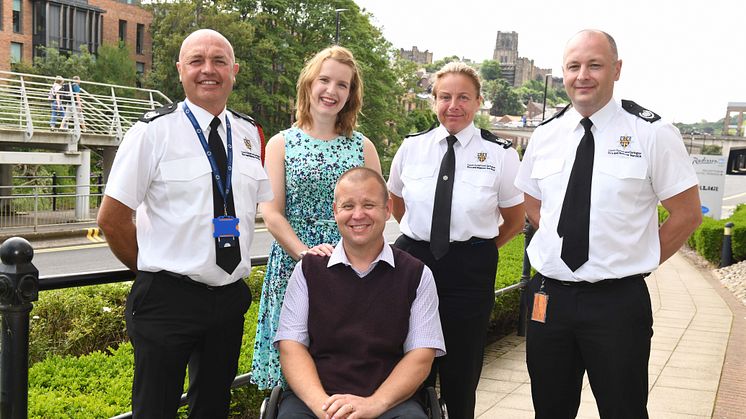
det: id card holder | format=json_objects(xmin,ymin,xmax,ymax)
[
  {"xmin": 213, "ymin": 216, "xmax": 240, "ymax": 248},
  {"xmin": 531, "ymin": 292, "xmax": 549, "ymax": 323}
]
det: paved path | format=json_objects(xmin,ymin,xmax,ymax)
[{"xmin": 475, "ymin": 253, "xmax": 741, "ymax": 418}]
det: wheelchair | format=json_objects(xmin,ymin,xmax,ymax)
[{"xmin": 259, "ymin": 385, "xmax": 447, "ymax": 418}]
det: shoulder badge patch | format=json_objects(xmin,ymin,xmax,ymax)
[
  {"xmin": 480, "ymin": 128, "xmax": 512, "ymax": 149},
  {"xmin": 621, "ymin": 100, "xmax": 661, "ymax": 123},
  {"xmin": 228, "ymin": 108, "xmax": 257, "ymax": 126},
  {"xmin": 405, "ymin": 123, "xmax": 437, "ymax": 138},
  {"xmin": 139, "ymin": 103, "xmax": 177, "ymax": 123},
  {"xmin": 538, "ymin": 104, "xmax": 571, "ymax": 127}
]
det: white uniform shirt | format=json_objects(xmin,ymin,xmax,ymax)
[
  {"xmin": 105, "ymin": 99, "xmax": 273, "ymax": 286},
  {"xmin": 388, "ymin": 123, "xmax": 524, "ymax": 242},
  {"xmin": 515, "ymin": 99, "xmax": 698, "ymax": 281}
]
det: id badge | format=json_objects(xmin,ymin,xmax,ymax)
[
  {"xmin": 531, "ymin": 292, "xmax": 549, "ymax": 323},
  {"xmin": 213, "ymin": 216, "xmax": 240, "ymax": 248}
]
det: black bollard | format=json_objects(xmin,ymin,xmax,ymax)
[
  {"xmin": 517, "ymin": 220, "xmax": 535, "ymax": 337},
  {"xmin": 720, "ymin": 222, "xmax": 735, "ymax": 268},
  {"xmin": 0, "ymin": 237, "xmax": 39, "ymax": 419}
]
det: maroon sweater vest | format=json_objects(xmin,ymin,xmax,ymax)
[{"xmin": 303, "ymin": 247, "xmax": 424, "ymax": 396}]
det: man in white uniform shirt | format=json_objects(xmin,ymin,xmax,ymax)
[
  {"xmin": 514, "ymin": 30, "xmax": 702, "ymax": 418},
  {"xmin": 98, "ymin": 29, "xmax": 272, "ymax": 418}
]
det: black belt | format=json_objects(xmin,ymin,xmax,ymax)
[
  {"xmin": 541, "ymin": 272, "xmax": 648, "ymax": 287},
  {"xmin": 403, "ymin": 235, "xmax": 495, "ymax": 246},
  {"xmin": 157, "ymin": 270, "xmax": 238, "ymax": 291}
]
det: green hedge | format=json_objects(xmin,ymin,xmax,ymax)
[
  {"xmin": 685, "ymin": 204, "xmax": 746, "ymax": 264},
  {"xmin": 27, "ymin": 238, "xmax": 528, "ymax": 418}
]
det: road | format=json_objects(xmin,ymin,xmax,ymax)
[
  {"xmin": 33, "ymin": 219, "xmax": 404, "ymax": 277},
  {"xmin": 31, "ymin": 174, "xmax": 746, "ymax": 277}
]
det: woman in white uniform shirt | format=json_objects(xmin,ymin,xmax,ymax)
[{"xmin": 387, "ymin": 62, "xmax": 525, "ymax": 419}]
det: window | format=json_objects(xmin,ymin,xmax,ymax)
[
  {"xmin": 136, "ymin": 61, "xmax": 145, "ymax": 74},
  {"xmin": 10, "ymin": 42, "xmax": 22, "ymax": 64},
  {"xmin": 13, "ymin": 0, "xmax": 22, "ymax": 33},
  {"xmin": 118, "ymin": 20, "xmax": 127, "ymax": 43},
  {"xmin": 136, "ymin": 23, "xmax": 144, "ymax": 54}
]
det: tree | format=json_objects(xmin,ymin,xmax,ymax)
[
  {"xmin": 480, "ymin": 60, "xmax": 501, "ymax": 81},
  {"xmin": 473, "ymin": 113, "xmax": 492, "ymax": 130},
  {"xmin": 483, "ymin": 79, "xmax": 523, "ymax": 116},
  {"xmin": 145, "ymin": 0, "xmax": 411, "ymax": 171},
  {"xmin": 424, "ymin": 55, "xmax": 460, "ymax": 73}
]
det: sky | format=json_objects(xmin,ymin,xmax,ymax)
[{"xmin": 353, "ymin": 0, "xmax": 746, "ymax": 124}]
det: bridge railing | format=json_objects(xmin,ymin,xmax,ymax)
[{"xmin": 0, "ymin": 71, "xmax": 171, "ymax": 143}]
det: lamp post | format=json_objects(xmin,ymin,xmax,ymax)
[
  {"xmin": 335, "ymin": 8, "xmax": 348, "ymax": 45},
  {"xmin": 542, "ymin": 73, "xmax": 552, "ymax": 121}
]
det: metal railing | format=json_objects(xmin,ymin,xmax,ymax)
[
  {"xmin": 0, "ymin": 229, "xmax": 532, "ymax": 419},
  {"xmin": 0, "ymin": 185, "xmax": 104, "ymax": 231},
  {"xmin": 0, "ymin": 71, "xmax": 171, "ymax": 143}
]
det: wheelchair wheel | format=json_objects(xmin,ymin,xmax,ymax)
[
  {"xmin": 425, "ymin": 386, "xmax": 444, "ymax": 419},
  {"xmin": 259, "ymin": 385, "xmax": 283, "ymax": 419}
]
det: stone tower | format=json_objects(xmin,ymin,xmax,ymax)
[{"xmin": 493, "ymin": 31, "xmax": 519, "ymax": 65}]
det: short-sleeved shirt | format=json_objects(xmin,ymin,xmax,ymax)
[
  {"xmin": 104, "ymin": 99, "xmax": 273, "ymax": 286},
  {"xmin": 388, "ymin": 123, "xmax": 524, "ymax": 242},
  {"xmin": 274, "ymin": 239, "xmax": 446, "ymax": 357},
  {"xmin": 514, "ymin": 99, "xmax": 698, "ymax": 281}
]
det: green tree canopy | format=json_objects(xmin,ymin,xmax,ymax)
[
  {"xmin": 480, "ymin": 60, "xmax": 501, "ymax": 81},
  {"xmin": 145, "ymin": 0, "xmax": 411, "ymax": 172},
  {"xmin": 424, "ymin": 55, "xmax": 460, "ymax": 73},
  {"xmin": 483, "ymin": 78, "xmax": 523, "ymax": 116}
]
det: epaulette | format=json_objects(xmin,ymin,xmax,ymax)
[
  {"xmin": 621, "ymin": 100, "xmax": 661, "ymax": 123},
  {"xmin": 228, "ymin": 108, "xmax": 266, "ymax": 165},
  {"xmin": 405, "ymin": 123, "xmax": 437, "ymax": 138},
  {"xmin": 538, "ymin": 104, "xmax": 571, "ymax": 127},
  {"xmin": 480, "ymin": 128, "xmax": 512, "ymax": 149},
  {"xmin": 139, "ymin": 103, "xmax": 177, "ymax": 123},
  {"xmin": 228, "ymin": 108, "xmax": 257, "ymax": 126}
]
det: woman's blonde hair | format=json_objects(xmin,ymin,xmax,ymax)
[
  {"xmin": 295, "ymin": 46, "xmax": 363, "ymax": 138},
  {"xmin": 432, "ymin": 62, "xmax": 482, "ymax": 99}
]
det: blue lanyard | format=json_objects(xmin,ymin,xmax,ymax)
[{"xmin": 183, "ymin": 103, "xmax": 233, "ymax": 214}]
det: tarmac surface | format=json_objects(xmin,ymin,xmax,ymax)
[{"xmin": 2, "ymin": 224, "xmax": 744, "ymax": 418}]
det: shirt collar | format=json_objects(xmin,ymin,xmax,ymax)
[
  {"xmin": 566, "ymin": 98, "xmax": 618, "ymax": 133},
  {"xmin": 328, "ymin": 238, "xmax": 396, "ymax": 274},
  {"xmin": 434, "ymin": 123, "xmax": 477, "ymax": 147},
  {"xmin": 183, "ymin": 98, "xmax": 228, "ymax": 132}
]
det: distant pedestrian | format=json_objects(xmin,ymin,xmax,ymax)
[
  {"xmin": 514, "ymin": 29, "xmax": 703, "ymax": 418},
  {"xmin": 60, "ymin": 76, "xmax": 85, "ymax": 131},
  {"xmin": 48, "ymin": 76, "xmax": 63, "ymax": 129}
]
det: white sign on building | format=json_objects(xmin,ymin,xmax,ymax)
[{"xmin": 691, "ymin": 154, "xmax": 727, "ymax": 219}]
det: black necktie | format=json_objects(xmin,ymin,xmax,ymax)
[
  {"xmin": 557, "ymin": 117, "xmax": 594, "ymax": 271},
  {"xmin": 209, "ymin": 117, "xmax": 241, "ymax": 274},
  {"xmin": 430, "ymin": 135, "xmax": 457, "ymax": 260}
]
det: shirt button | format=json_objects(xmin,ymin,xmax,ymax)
[{"xmin": 443, "ymin": 175, "xmax": 449, "ymax": 181}]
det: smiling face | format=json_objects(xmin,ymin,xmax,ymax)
[
  {"xmin": 562, "ymin": 31, "xmax": 622, "ymax": 117},
  {"xmin": 434, "ymin": 73, "xmax": 482, "ymax": 135},
  {"xmin": 176, "ymin": 30, "xmax": 239, "ymax": 116},
  {"xmin": 333, "ymin": 175, "xmax": 392, "ymax": 252},
  {"xmin": 308, "ymin": 59, "xmax": 354, "ymax": 121}
]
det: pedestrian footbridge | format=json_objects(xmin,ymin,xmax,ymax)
[{"xmin": 0, "ymin": 70, "xmax": 172, "ymax": 223}]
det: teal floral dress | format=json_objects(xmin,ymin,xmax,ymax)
[{"xmin": 250, "ymin": 126, "xmax": 365, "ymax": 389}]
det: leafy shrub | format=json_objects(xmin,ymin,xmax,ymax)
[{"xmin": 29, "ymin": 282, "xmax": 130, "ymax": 363}]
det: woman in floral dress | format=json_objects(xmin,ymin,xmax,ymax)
[{"xmin": 250, "ymin": 46, "xmax": 381, "ymax": 389}]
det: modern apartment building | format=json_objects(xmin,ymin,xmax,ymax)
[{"xmin": 0, "ymin": 0, "xmax": 152, "ymax": 75}]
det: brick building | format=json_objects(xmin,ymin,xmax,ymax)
[{"xmin": 0, "ymin": 0, "xmax": 151, "ymax": 75}]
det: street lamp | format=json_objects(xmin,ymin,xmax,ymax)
[
  {"xmin": 541, "ymin": 73, "xmax": 552, "ymax": 121},
  {"xmin": 335, "ymin": 8, "xmax": 348, "ymax": 45}
]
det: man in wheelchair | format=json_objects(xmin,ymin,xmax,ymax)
[{"xmin": 273, "ymin": 167, "xmax": 446, "ymax": 418}]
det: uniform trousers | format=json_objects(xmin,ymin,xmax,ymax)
[
  {"xmin": 277, "ymin": 391, "xmax": 427, "ymax": 419},
  {"xmin": 394, "ymin": 235, "xmax": 497, "ymax": 419},
  {"xmin": 526, "ymin": 273, "xmax": 653, "ymax": 419},
  {"xmin": 125, "ymin": 270, "xmax": 252, "ymax": 419}
]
